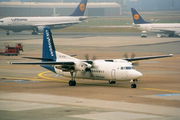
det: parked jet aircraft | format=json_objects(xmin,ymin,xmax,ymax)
[
  {"xmin": 9, "ymin": 27, "xmax": 173, "ymax": 88},
  {"xmin": 0, "ymin": 0, "xmax": 88, "ymax": 35},
  {"xmin": 131, "ymin": 8, "xmax": 180, "ymax": 37}
]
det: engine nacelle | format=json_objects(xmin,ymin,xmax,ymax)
[
  {"xmin": 174, "ymin": 30, "xmax": 180, "ymax": 37},
  {"xmin": 74, "ymin": 62, "xmax": 92, "ymax": 72},
  {"xmin": 34, "ymin": 26, "xmax": 45, "ymax": 33}
]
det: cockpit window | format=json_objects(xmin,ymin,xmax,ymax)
[
  {"xmin": 121, "ymin": 67, "xmax": 134, "ymax": 70},
  {"xmin": 126, "ymin": 67, "xmax": 132, "ymax": 70},
  {"xmin": 0, "ymin": 21, "xmax": 3, "ymax": 23}
]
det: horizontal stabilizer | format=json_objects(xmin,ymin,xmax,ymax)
[
  {"xmin": 10, "ymin": 61, "xmax": 75, "ymax": 65},
  {"xmin": 22, "ymin": 57, "xmax": 54, "ymax": 61}
]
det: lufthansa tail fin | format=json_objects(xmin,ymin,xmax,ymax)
[
  {"xmin": 70, "ymin": 0, "xmax": 88, "ymax": 16},
  {"xmin": 42, "ymin": 27, "xmax": 57, "ymax": 61},
  {"xmin": 131, "ymin": 8, "xmax": 150, "ymax": 24}
]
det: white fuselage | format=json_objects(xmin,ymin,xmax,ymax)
[
  {"xmin": 133, "ymin": 23, "xmax": 180, "ymax": 35},
  {"xmin": 0, "ymin": 16, "xmax": 85, "ymax": 32},
  {"xmin": 55, "ymin": 60, "xmax": 142, "ymax": 81}
]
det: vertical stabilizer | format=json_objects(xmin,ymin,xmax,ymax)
[
  {"xmin": 70, "ymin": 0, "xmax": 88, "ymax": 16},
  {"xmin": 42, "ymin": 27, "xmax": 56, "ymax": 61},
  {"xmin": 131, "ymin": 8, "xmax": 150, "ymax": 24},
  {"xmin": 41, "ymin": 27, "xmax": 56, "ymax": 72}
]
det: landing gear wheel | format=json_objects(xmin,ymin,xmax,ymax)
[
  {"xmin": 31, "ymin": 31, "xmax": 38, "ymax": 35},
  {"xmin": 6, "ymin": 30, "xmax": 10, "ymax": 35},
  {"xmin": 131, "ymin": 84, "xmax": 136, "ymax": 88},
  {"xmin": 109, "ymin": 80, "xmax": 116, "ymax": 84},
  {"xmin": 69, "ymin": 80, "xmax": 76, "ymax": 86}
]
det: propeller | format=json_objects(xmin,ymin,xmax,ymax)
[
  {"xmin": 123, "ymin": 53, "xmax": 139, "ymax": 66},
  {"xmin": 83, "ymin": 54, "xmax": 97, "ymax": 78},
  {"xmin": 123, "ymin": 52, "xmax": 135, "ymax": 59}
]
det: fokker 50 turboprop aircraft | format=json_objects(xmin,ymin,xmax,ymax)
[
  {"xmin": 9, "ymin": 27, "xmax": 173, "ymax": 88},
  {"xmin": 0, "ymin": 0, "xmax": 88, "ymax": 35},
  {"xmin": 131, "ymin": 8, "xmax": 180, "ymax": 37}
]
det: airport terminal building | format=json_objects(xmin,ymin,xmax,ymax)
[{"xmin": 0, "ymin": 2, "xmax": 121, "ymax": 17}]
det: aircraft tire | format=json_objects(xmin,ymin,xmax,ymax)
[
  {"xmin": 69, "ymin": 80, "xmax": 76, "ymax": 86},
  {"xmin": 131, "ymin": 84, "xmax": 136, "ymax": 88},
  {"xmin": 31, "ymin": 32, "xmax": 38, "ymax": 35},
  {"xmin": 109, "ymin": 80, "xmax": 116, "ymax": 84}
]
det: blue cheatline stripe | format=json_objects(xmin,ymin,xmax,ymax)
[{"xmin": 156, "ymin": 94, "xmax": 180, "ymax": 96}]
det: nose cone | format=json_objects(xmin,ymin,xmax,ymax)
[
  {"xmin": 136, "ymin": 71, "xmax": 143, "ymax": 78},
  {"xmin": 128, "ymin": 70, "xmax": 143, "ymax": 79}
]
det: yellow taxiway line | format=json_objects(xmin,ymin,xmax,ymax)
[{"xmin": 1, "ymin": 71, "xmax": 180, "ymax": 93}]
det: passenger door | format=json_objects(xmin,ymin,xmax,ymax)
[{"xmin": 111, "ymin": 69, "xmax": 116, "ymax": 80}]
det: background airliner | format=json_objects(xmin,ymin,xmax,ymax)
[
  {"xmin": 0, "ymin": 0, "xmax": 88, "ymax": 35},
  {"xmin": 131, "ymin": 8, "xmax": 180, "ymax": 37},
  {"xmin": 9, "ymin": 27, "xmax": 173, "ymax": 88}
]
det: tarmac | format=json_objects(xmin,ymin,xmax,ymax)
[{"xmin": 0, "ymin": 31, "xmax": 180, "ymax": 120}]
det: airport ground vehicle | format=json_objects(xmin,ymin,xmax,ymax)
[
  {"xmin": 141, "ymin": 31, "xmax": 147, "ymax": 38},
  {"xmin": 0, "ymin": 43, "xmax": 23, "ymax": 56}
]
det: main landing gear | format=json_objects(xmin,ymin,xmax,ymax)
[
  {"xmin": 109, "ymin": 80, "xmax": 116, "ymax": 84},
  {"xmin": 69, "ymin": 71, "xmax": 77, "ymax": 86},
  {"xmin": 6, "ymin": 30, "xmax": 10, "ymax": 35},
  {"xmin": 130, "ymin": 79, "xmax": 138, "ymax": 88},
  {"xmin": 31, "ymin": 31, "xmax": 38, "ymax": 35}
]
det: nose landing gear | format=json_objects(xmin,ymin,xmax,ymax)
[
  {"xmin": 69, "ymin": 70, "xmax": 77, "ymax": 86},
  {"xmin": 130, "ymin": 79, "xmax": 138, "ymax": 88}
]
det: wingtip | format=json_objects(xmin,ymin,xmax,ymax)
[
  {"xmin": 6, "ymin": 61, "xmax": 12, "ymax": 64},
  {"xmin": 169, "ymin": 54, "xmax": 173, "ymax": 57}
]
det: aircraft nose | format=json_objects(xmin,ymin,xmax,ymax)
[
  {"xmin": 136, "ymin": 71, "xmax": 143, "ymax": 78},
  {"xmin": 127, "ymin": 70, "xmax": 143, "ymax": 79}
]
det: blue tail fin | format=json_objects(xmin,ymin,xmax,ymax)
[
  {"xmin": 42, "ymin": 27, "xmax": 56, "ymax": 61},
  {"xmin": 131, "ymin": 8, "xmax": 150, "ymax": 24},
  {"xmin": 41, "ymin": 27, "xmax": 56, "ymax": 72},
  {"xmin": 70, "ymin": 0, "xmax": 88, "ymax": 16}
]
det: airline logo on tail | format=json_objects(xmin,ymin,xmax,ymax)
[
  {"xmin": 79, "ymin": 3, "xmax": 85, "ymax": 11},
  {"xmin": 45, "ymin": 29, "xmax": 54, "ymax": 57},
  {"xmin": 134, "ymin": 14, "xmax": 139, "ymax": 20}
]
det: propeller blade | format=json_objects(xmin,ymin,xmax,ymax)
[
  {"xmin": 92, "ymin": 56, "xmax": 96, "ymax": 61},
  {"xmin": 131, "ymin": 53, "xmax": 135, "ymax": 58},
  {"xmin": 123, "ymin": 53, "xmax": 128, "ymax": 59},
  {"xmin": 85, "ymin": 54, "xmax": 89, "ymax": 61}
]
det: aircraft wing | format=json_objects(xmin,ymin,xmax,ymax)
[
  {"xmin": 33, "ymin": 21, "xmax": 82, "ymax": 27},
  {"xmin": 9, "ymin": 61, "xmax": 74, "ymax": 65},
  {"xmin": 123, "ymin": 54, "xmax": 173, "ymax": 62}
]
